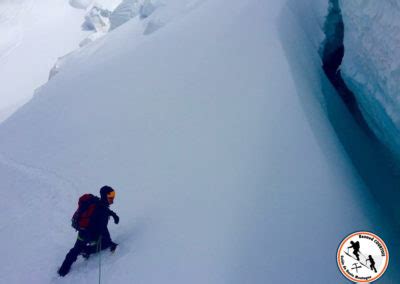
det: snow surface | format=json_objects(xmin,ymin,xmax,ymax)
[
  {"xmin": 340, "ymin": 0, "xmax": 400, "ymax": 160},
  {"xmin": 0, "ymin": 0, "xmax": 399, "ymax": 283}
]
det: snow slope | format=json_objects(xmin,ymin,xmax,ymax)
[
  {"xmin": 340, "ymin": 0, "xmax": 400, "ymax": 159},
  {"xmin": 0, "ymin": 0, "xmax": 399, "ymax": 283},
  {"xmin": 0, "ymin": 0, "xmax": 87, "ymax": 121}
]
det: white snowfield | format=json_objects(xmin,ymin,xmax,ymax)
[
  {"xmin": 340, "ymin": 0, "xmax": 400, "ymax": 159},
  {"xmin": 0, "ymin": 0, "xmax": 399, "ymax": 283}
]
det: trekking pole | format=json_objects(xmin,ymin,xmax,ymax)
[{"xmin": 98, "ymin": 235, "xmax": 102, "ymax": 284}]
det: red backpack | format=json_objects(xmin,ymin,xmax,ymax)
[{"xmin": 71, "ymin": 194, "xmax": 99, "ymax": 231}]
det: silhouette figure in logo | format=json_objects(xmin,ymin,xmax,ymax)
[
  {"xmin": 348, "ymin": 241, "xmax": 360, "ymax": 261},
  {"xmin": 366, "ymin": 255, "xmax": 377, "ymax": 273}
]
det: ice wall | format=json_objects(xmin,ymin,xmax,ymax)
[{"xmin": 340, "ymin": 0, "xmax": 400, "ymax": 158}]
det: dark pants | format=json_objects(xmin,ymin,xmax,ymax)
[{"xmin": 58, "ymin": 229, "xmax": 113, "ymax": 276}]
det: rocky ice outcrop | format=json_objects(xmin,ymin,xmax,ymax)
[
  {"xmin": 109, "ymin": 0, "xmax": 157, "ymax": 30},
  {"xmin": 340, "ymin": 0, "xmax": 400, "ymax": 157},
  {"xmin": 81, "ymin": 5, "xmax": 111, "ymax": 31},
  {"xmin": 79, "ymin": 5, "xmax": 112, "ymax": 46},
  {"xmin": 68, "ymin": 1, "xmax": 122, "ymax": 46},
  {"xmin": 69, "ymin": 0, "xmax": 94, "ymax": 9}
]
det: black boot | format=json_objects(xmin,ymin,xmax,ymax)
[
  {"xmin": 58, "ymin": 239, "xmax": 85, "ymax": 276},
  {"xmin": 58, "ymin": 265, "xmax": 70, "ymax": 277}
]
